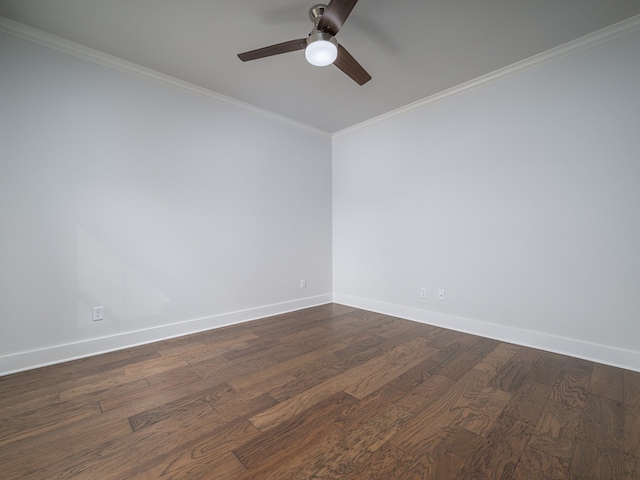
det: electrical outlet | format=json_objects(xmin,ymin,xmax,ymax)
[
  {"xmin": 420, "ymin": 287, "xmax": 426, "ymax": 298},
  {"xmin": 438, "ymin": 290, "xmax": 445, "ymax": 301},
  {"xmin": 92, "ymin": 306, "xmax": 104, "ymax": 321},
  {"xmin": 300, "ymin": 279, "xmax": 307, "ymax": 289}
]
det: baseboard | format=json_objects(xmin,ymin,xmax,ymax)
[
  {"xmin": 6, "ymin": 292, "xmax": 638, "ymax": 376},
  {"xmin": 0, "ymin": 294, "xmax": 333, "ymax": 377},
  {"xmin": 333, "ymin": 293, "xmax": 640, "ymax": 372}
]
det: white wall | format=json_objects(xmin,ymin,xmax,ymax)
[
  {"xmin": 0, "ymin": 31, "xmax": 332, "ymax": 375},
  {"xmin": 2, "ymin": 22, "xmax": 639, "ymax": 376},
  {"xmin": 333, "ymin": 29, "xmax": 640, "ymax": 370}
]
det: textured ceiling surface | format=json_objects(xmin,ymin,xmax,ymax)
[{"xmin": 1, "ymin": 0, "xmax": 640, "ymax": 132}]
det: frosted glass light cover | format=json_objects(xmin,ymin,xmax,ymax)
[{"xmin": 305, "ymin": 40, "xmax": 338, "ymax": 66}]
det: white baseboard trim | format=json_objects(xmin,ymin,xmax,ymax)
[
  {"xmin": 0, "ymin": 294, "xmax": 333, "ymax": 377},
  {"xmin": 333, "ymin": 293, "xmax": 640, "ymax": 372}
]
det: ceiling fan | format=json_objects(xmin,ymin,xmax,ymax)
[{"xmin": 237, "ymin": 0, "xmax": 371, "ymax": 86}]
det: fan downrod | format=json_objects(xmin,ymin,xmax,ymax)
[{"xmin": 309, "ymin": 4, "xmax": 328, "ymax": 23}]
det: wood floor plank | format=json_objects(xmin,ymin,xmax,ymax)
[
  {"xmin": 332, "ymin": 385, "xmax": 403, "ymax": 432},
  {"xmin": 627, "ymin": 453, "xmax": 640, "ymax": 480},
  {"xmin": 625, "ymin": 404, "xmax": 640, "ymax": 457},
  {"xmin": 625, "ymin": 369, "xmax": 640, "ymax": 458},
  {"xmin": 156, "ymin": 340, "xmax": 209, "ymax": 359},
  {"xmin": 269, "ymin": 365, "xmax": 343, "ymax": 402},
  {"xmin": 527, "ymin": 353, "xmax": 565, "ymax": 387},
  {"xmin": 233, "ymin": 391, "xmax": 358, "ymax": 470},
  {"xmin": 331, "ymin": 344, "xmax": 386, "ymax": 371},
  {"xmin": 245, "ymin": 369, "xmax": 359, "ymax": 431},
  {"xmin": 1, "ymin": 304, "xmax": 640, "ymax": 479},
  {"xmin": 474, "ymin": 342, "xmax": 521, "ymax": 374},
  {"xmin": 0, "ymin": 350, "xmax": 131, "ymax": 399},
  {"xmin": 625, "ymin": 369, "xmax": 640, "ymax": 409},
  {"xmin": 57, "ymin": 374, "xmax": 150, "ymax": 404},
  {"xmin": 424, "ymin": 327, "xmax": 466, "ymax": 349},
  {"xmin": 390, "ymin": 368, "xmax": 490, "ymax": 458},
  {"xmin": 344, "ymin": 338, "xmax": 438, "ymax": 399},
  {"xmin": 48, "ymin": 402, "xmax": 230, "ymax": 479},
  {"xmin": 551, "ymin": 361, "xmax": 591, "ymax": 408},
  {"xmin": 0, "ymin": 413, "xmax": 132, "ymax": 480},
  {"xmin": 402, "ymin": 424, "xmax": 484, "ymax": 480},
  {"xmin": 451, "ymin": 386, "xmax": 512, "ymax": 437},
  {"xmin": 0, "ymin": 398, "xmax": 102, "ymax": 448},
  {"xmin": 210, "ymin": 389, "xmax": 278, "ymax": 419},
  {"xmin": 347, "ymin": 441, "xmax": 417, "ymax": 479},
  {"xmin": 0, "ymin": 391, "xmax": 59, "ymax": 418},
  {"xmin": 428, "ymin": 341, "xmax": 467, "ymax": 366},
  {"xmin": 509, "ymin": 346, "xmax": 542, "ymax": 366},
  {"xmin": 434, "ymin": 351, "xmax": 483, "ymax": 381},
  {"xmin": 590, "ymin": 363, "xmax": 625, "ymax": 403},
  {"xmin": 387, "ymin": 358, "xmax": 437, "ymax": 392},
  {"xmin": 134, "ymin": 451, "xmax": 246, "ymax": 480},
  {"xmin": 570, "ymin": 393, "xmax": 626, "ymax": 479},
  {"xmin": 491, "ymin": 357, "xmax": 532, "ymax": 393},
  {"xmin": 528, "ymin": 399, "xmax": 582, "ymax": 461},
  {"xmin": 72, "ymin": 351, "xmax": 160, "ymax": 378},
  {"xmin": 502, "ymin": 380, "xmax": 552, "ymax": 425},
  {"xmin": 248, "ymin": 337, "xmax": 436, "ymax": 431},
  {"xmin": 143, "ymin": 364, "xmax": 202, "ymax": 386},
  {"xmin": 121, "ymin": 355, "xmax": 188, "ymax": 378},
  {"xmin": 98, "ymin": 371, "xmax": 214, "ymax": 413},
  {"xmin": 464, "ymin": 337, "xmax": 502, "ymax": 358},
  {"xmin": 238, "ymin": 425, "xmax": 347, "ymax": 479},
  {"xmin": 228, "ymin": 340, "xmax": 346, "ymax": 392},
  {"xmin": 394, "ymin": 373, "xmax": 456, "ymax": 413},
  {"xmin": 131, "ymin": 419, "xmax": 259, "ymax": 479},
  {"xmin": 309, "ymin": 404, "xmax": 414, "ymax": 478},
  {"xmin": 457, "ymin": 413, "xmax": 533, "ymax": 480},
  {"xmin": 127, "ymin": 382, "xmax": 228, "ymax": 431},
  {"xmin": 513, "ymin": 445, "xmax": 571, "ymax": 480},
  {"xmin": 187, "ymin": 332, "xmax": 259, "ymax": 359},
  {"xmin": 0, "ymin": 367, "xmax": 121, "ymax": 411}
]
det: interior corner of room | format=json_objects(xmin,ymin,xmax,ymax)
[{"xmin": 1, "ymin": 12, "xmax": 640, "ymax": 376}]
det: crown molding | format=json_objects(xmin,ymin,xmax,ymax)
[
  {"xmin": 1, "ymin": 13, "xmax": 639, "ymax": 139},
  {"xmin": 334, "ymin": 14, "xmax": 640, "ymax": 138},
  {"xmin": 0, "ymin": 16, "xmax": 331, "ymax": 139}
]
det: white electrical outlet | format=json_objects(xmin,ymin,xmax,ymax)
[
  {"xmin": 92, "ymin": 306, "xmax": 104, "ymax": 321},
  {"xmin": 438, "ymin": 290, "xmax": 445, "ymax": 301},
  {"xmin": 300, "ymin": 279, "xmax": 307, "ymax": 289},
  {"xmin": 420, "ymin": 287, "xmax": 426, "ymax": 298}
]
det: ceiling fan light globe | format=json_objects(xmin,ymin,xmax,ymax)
[{"xmin": 305, "ymin": 39, "xmax": 338, "ymax": 66}]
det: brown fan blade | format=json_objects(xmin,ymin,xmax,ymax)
[
  {"xmin": 334, "ymin": 44, "xmax": 371, "ymax": 85},
  {"xmin": 238, "ymin": 38, "xmax": 307, "ymax": 62},
  {"xmin": 317, "ymin": 0, "xmax": 359, "ymax": 36}
]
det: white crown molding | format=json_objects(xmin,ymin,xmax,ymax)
[
  {"xmin": 0, "ymin": 294, "xmax": 333, "ymax": 377},
  {"xmin": 0, "ymin": 16, "xmax": 331, "ymax": 139},
  {"xmin": 3, "ymin": 13, "xmax": 639, "ymax": 139},
  {"xmin": 334, "ymin": 14, "xmax": 640, "ymax": 138},
  {"xmin": 333, "ymin": 293, "xmax": 640, "ymax": 372}
]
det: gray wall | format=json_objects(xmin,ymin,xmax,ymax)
[
  {"xmin": 333, "ymin": 29, "xmax": 640, "ymax": 370},
  {"xmin": 0, "ymin": 31, "xmax": 333, "ymax": 374},
  {"xmin": 2, "ymin": 24, "xmax": 639, "ymax": 375}
]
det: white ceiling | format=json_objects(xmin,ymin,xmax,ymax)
[{"xmin": 2, "ymin": 0, "xmax": 640, "ymax": 133}]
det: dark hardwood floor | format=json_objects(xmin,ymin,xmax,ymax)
[{"xmin": 1, "ymin": 304, "xmax": 639, "ymax": 479}]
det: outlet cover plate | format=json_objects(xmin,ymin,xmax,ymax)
[{"xmin": 92, "ymin": 306, "xmax": 104, "ymax": 321}]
